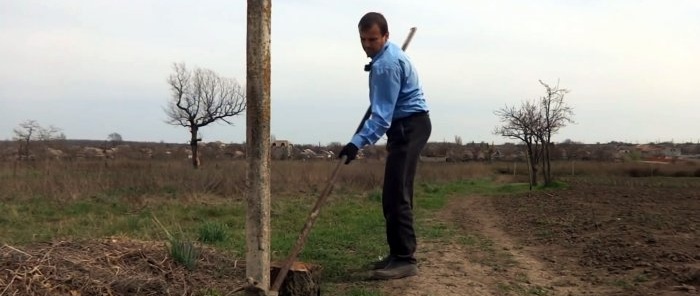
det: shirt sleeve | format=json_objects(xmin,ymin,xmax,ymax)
[{"xmin": 351, "ymin": 64, "xmax": 401, "ymax": 148}]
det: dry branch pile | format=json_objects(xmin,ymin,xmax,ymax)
[{"xmin": 0, "ymin": 238, "xmax": 245, "ymax": 296}]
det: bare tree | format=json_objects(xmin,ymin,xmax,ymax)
[
  {"xmin": 165, "ymin": 63, "xmax": 246, "ymax": 168},
  {"xmin": 494, "ymin": 101, "xmax": 542, "ymax": 189},
  {"xmin": 494, "ymin": 80, "xmax": 574, "ymax": 188},
  {"xmin": 536, "ymin": 80, "xmax": 574, "ymax": 185},
  {"xmin": 13, "ymin": 120, "xmax": 65, "ymax": 160}
]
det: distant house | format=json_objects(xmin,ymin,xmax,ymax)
[
  {"xmin": 271, "ymin": 140, "xmax": 293, "ymax": 160},
  {"xmin": 271, "ymin": 140, "xmax": 292, "ymax": 148},
  {"xmin": 635, "ymin": 144, "xmax": 664, "ymax": 158},
  {"xmin": 663, "ymin": 147, "xmax": 682, "ymax": 158}
]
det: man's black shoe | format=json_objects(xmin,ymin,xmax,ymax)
[
  {"xmin": 372, "ymin": 255, "xmax": 396, "ymax": 270},
  {"xmin": 370, "ymin": 260, "xmax": 418, "ymax": 280}
]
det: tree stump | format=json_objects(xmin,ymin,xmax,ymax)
[{"xmin": 270, "ymin": 261, "xmax": 322, "ymax": 296}]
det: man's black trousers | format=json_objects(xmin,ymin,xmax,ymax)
[{"xmin": 383, "ymin": 112, "xmax": 431, "ymax": 263}]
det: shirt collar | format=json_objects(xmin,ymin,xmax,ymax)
[
  {"xmin": 364, "ymin": 42, "xmax": 391, "ymax": 72},
  {"xmin": 371, "ymin": 42, "xmax": 390, "ymax": 62}
]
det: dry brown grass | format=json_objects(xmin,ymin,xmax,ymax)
[
  {"xmin": 0, "ymin": 237, "xmax": 245, "ymax": 296},
  {"xmin": 1, "ymin": 159, "xmax": 697, "ymax": 202},
  {"xmin": 0, "ymin": 159, "xmax": 499, "ymax": 202}
]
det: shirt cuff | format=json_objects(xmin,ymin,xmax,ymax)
[{"xmin": 350, "ymin": 135, "xmax": 366, "ymax": 149}]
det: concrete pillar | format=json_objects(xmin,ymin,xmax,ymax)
[{"xmin": 245, "ymin": 0, "xmax": 272, "ymax": 295}]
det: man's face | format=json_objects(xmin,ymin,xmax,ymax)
[{"xmin": 359, "ymin": 24, "xmax": 388, "ymax": 58}]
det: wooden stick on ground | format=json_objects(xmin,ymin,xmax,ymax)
[{"xmin": 270, "ymin": 158, "xmax": 344, "ymax": 293}]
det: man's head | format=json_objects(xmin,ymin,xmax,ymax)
[{"xmin": 358, "ymin": 12, "xmax": 389, "ymax": 58}]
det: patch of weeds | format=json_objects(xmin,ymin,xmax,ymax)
[
  {"xmin": 633, "ymin": 273, "xmax": 649, "ymax": 283},
  {"xmin": 168, "ymin": 237, "xmax": 200, "ymax": 270},
  {"xmin": 535, "ymin": 228, "xmax": 554, "ymax": 239},
  {"xmin": 515, "ymin": 272, "xmax": 529, "ymax": 283},
  {"xmin": 193, "ymin": 206, "xmax": 230, "ymax": 219},
  {"xmin": 420, "ymin": 182, "xmax": 441, "ymax": 194},
  {"xmin": 162, "ymin": 185, "xmax": 179, "ymax": 198},
  {"xmin": 104, "ymin": 186, "xmax": 149, "ymax": 198},
  {"xmin": 419, "ymin": 221, "xmax": 456, "ymax": 240},
  {"xmin": 611, "ymin": 279, "xmax": 633, "ymax": 289},
  {"xmin": 198, "ymin": 222, "xmax": 228, "ymax": 243},
  {"xmin": 496, "ymin": 182, "xmax": 533, "ymax": 194},
  {"xmin": 66, "ymin": 201, "xmax": 93, "ymax": 215},
  {"xmin": 153, "ymin": 214, "xmax": 200, "ymax": 271},
  {"xmin": 366, "ymin": 190, "xmax": 382, "ymax": 202},
  {"xmin": 457, "ymin": 234, "xmax": 480, "ymax": 246},
  {"xmin": 528, "ymin": 286, "xmax": 550, "ymax": 295},
  {"xmin": 125, "ymin": 214, "xmax": 142, "ymax": 232},
  {"xmin": 496, "ymin": 281, "xmax": 549, "ymax": 296},
  {"xmin": 342, "ymin": 287, "xmax": 384, "ymax": 296},
  {"xmin": 497, "ymin": 282, "xmax": 515, "ymax": 292},
  {"xmin": 537, "ymin": 180, "xmax": 569, "ymax": 190}
]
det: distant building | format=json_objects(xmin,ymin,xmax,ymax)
[
  {"xmin": 663, "ymin": 147, "xmax": 682, "ymax": 158},
  {"xmin": 271, "ymin": 140, "xmax": 293, "ymax": 160}
]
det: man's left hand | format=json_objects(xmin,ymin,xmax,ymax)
[{"xmin": 338, "ymin": 143, "xmax": 359, "ymax": 164}]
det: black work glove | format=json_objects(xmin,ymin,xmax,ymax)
[{"xmin": 338, "ymin": 143, "xmax": 359, "ymax": 164}]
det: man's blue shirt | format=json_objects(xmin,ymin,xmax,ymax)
[{"xmin": 351, "ymin": 42, "xmax": 429, "ymax": 148}]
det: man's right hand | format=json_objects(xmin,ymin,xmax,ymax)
[{"xmin": 338, "ymin": 143, "xmax": 359, "ymax": 164}]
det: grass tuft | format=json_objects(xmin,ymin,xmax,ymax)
[
  {"xmin": 197, "ymin": 222, "xmax": 228, "ymax": 244},
  {"xmin": 153, "ymin": 214, "xmax": 200, "ymax": 270},
  {"xmin": 168, "ymin": 237, "xmax": 200, "ymax": 270}
]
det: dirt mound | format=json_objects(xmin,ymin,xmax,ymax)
[{"xmin": 0, "ymin": 237, "xmax": 245, "ymax": 296}]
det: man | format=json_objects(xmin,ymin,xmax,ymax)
[{"xmin": 338, "ymin": 12, "xmax": 432, "ymax": 280}]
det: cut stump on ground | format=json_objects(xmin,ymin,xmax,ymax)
[{"xmin": 270, "ymin": 261, "xmax": 322, "ymax": 296}]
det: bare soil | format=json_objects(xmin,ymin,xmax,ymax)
[{"xmin": 384, "ymin": 178, "xmax": 700, "ymax": 296}]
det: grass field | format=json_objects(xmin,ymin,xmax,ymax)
[{"xmin": 1, "ymin": 159, "xmax": 698, "ymax": 295}]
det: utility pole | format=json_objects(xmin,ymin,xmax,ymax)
[{"xmin": 245, "ymin": 0, "xmax": 272, "ymax": 295}]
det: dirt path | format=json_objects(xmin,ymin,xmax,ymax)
[{"xmin": 382, "ymin": 195, "xmax": 591, "ymax": 296}]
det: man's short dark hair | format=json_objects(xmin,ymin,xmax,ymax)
[{"xmin": 358, "ymin": 12, "xmax": 389, "ymax": 36}]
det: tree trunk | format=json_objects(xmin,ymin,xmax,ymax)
[
  {"xmin": 544, "ymin": 141, "xmax": 552, "ymax": 185},
  {"xmin": 22, "ymin": 138, "xmax": 30, "ymax": 160},
  {"xmin": 190, "ymin": 127, "xmax": 200, "ymax": 169},
  {"xmin": 542, "ymin": 134, "xmax": 553, "ymax": 186},
  {"xmin": 525, "ymin": 147, "xmax": 533, "ymax": 191},
  {"xmin": 525, "ymin": 142, "xmax": 537, "ymax": 189},
  {"xmin": 541, "ymin": 142, "xmax": 549, "ymax": 186}
]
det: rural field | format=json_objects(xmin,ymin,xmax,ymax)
[{"xmin": 1, "ymin": 159, "xmax": 699, "ymax": 295}]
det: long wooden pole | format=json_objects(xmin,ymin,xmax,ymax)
[{"xmin": 246, "ymin": 1, "xmax": 272, "ymax": 295}]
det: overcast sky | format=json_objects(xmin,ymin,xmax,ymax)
[{"xmin": 1, "ymin": 0, "xmax": 698, "ymax": 145}]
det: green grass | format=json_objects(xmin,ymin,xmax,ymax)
[
  {"xmin": 198, "ymin": 222, "xmax": 229, "ymax": 243},
  {"xmin": 0, "ymin": 178, "xmax": 546, "ymax": 294},
  {"xmin": 341, "ymin": 288, "xmax": 384, "ymax": 296}
]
